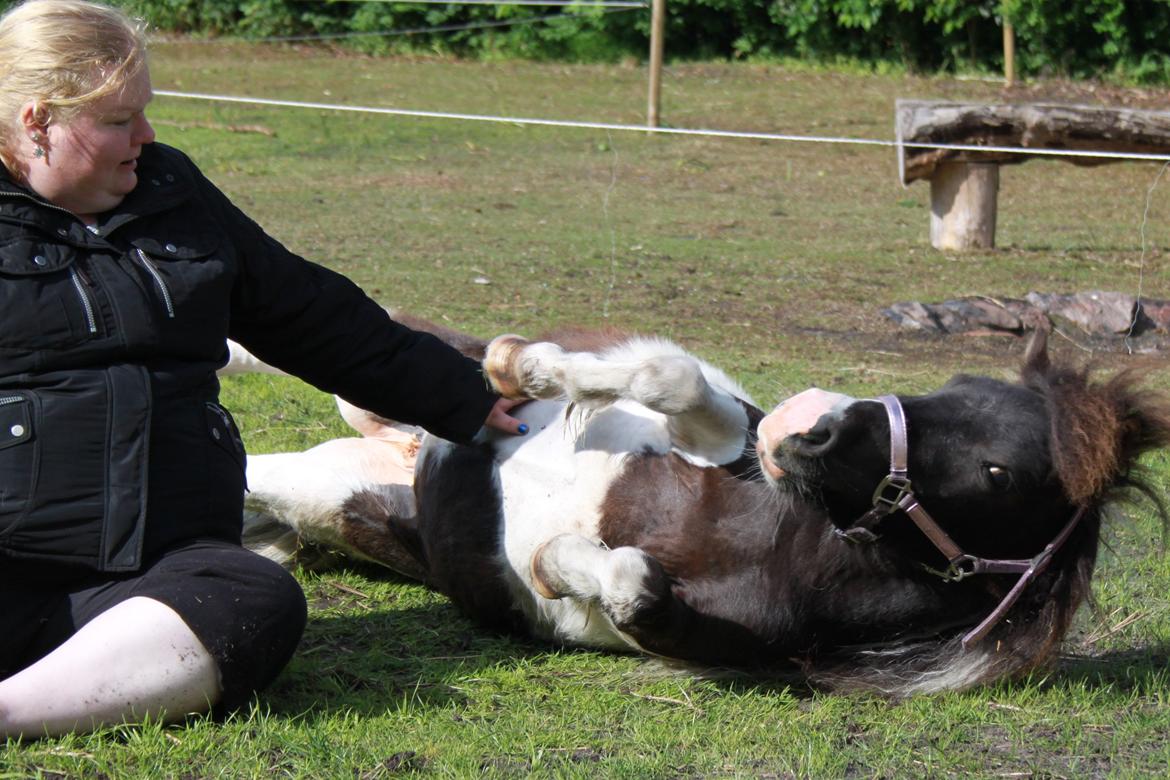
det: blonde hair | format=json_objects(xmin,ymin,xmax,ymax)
[{"xmin": 0, "ymin": 0, "xmax": 148, "ymax": 171}]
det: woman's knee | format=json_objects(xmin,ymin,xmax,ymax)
[
  {"xmin": 152, "ymin": 544, "xmax": 309, "ymax": 707},
  {"xmin": 241, "ymin": 555, "xmax": 309, "ymax": 663}
]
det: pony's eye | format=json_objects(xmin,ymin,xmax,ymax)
[{"xmin": 984, "ymin": 464, "xmax": 1014, "ymax": 491}]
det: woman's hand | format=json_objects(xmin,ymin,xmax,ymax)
[{"xmin": 483, "ymin": 396, "xmax": 530, "ymax": 436}]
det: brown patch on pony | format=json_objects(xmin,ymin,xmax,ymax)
[
  {"xmin": 339, "ymin": 486, "xmax": 428, "ymax": 581},
  {"xmin": 535, "ymin": 325, "xmax": 634, "ymax": 354},
  {"xmin": 387, "ymin": 316, "xmax": 632, "ymax": 375},
  {"xmin": 387, "ymin": 310, "xmax": 489, "ymax": 360}
]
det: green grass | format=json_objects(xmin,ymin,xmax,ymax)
[{"xmin": 3, "ymin": 45, "xmax": 1170, "ymax": 777}]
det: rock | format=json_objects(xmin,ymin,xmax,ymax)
[
  {"xmin": 1024, "ymin": 290, "xmax": 1138, "ymax": 335},
  {"xmin": 883, "ymin": 291, "xmax": 1170, "ymax": 342}
]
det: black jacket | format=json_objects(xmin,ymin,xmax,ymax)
[{"xmin": 0, "ymin": 143, "xmax": 497, "ymax": 573}]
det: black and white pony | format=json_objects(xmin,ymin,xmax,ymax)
[{"xmin": 227, "ymin": 322, "xmax": 1170, "ymax": 694}]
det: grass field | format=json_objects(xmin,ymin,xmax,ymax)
[{"xmin": 4, "ymin": 42, "xmax": 1170, "ymax": 778}]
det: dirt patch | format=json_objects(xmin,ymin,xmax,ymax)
[{"xmin": 1000, "ymin": 79, "xmax": 1170, "ymax": 110}]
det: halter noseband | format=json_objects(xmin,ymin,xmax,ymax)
[{"xmin": 836, "ymin": 394, "xmax": 1087, "ymax": 650}]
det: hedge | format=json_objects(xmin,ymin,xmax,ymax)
[{"xmin": 6, "ymin": 0, "xmax": 1170, "ymax": 82}]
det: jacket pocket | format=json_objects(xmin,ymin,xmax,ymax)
[
  {"xmin": 127, "ymin": 234, "xmax": 225, "ymax": 326},
  {"xmin": 205, "ymin": 402, "xmax": 247, "ymax": 478},
  {"xmin": 0, "ymin": 367, "xmax": 150, "ymax": 571},
  {"xmin": 0, "ymin": 238, "xmax": 99, "ymax": 348},
  {"xmin": 203, "ymin": 402, "xmax": 247, "ymax": 530},
  {"xmin": 131, "ymin": 232, "xmax": 220, "ymax": 263},
  {"xmin": 0, "ymin": 394, "xmax": 36, "ymax": 535}
]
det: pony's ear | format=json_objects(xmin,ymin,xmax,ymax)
[{"xmin": 1021, "ymin": 324, "xmax": 1051, "ymax": 382}]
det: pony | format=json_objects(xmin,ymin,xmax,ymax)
[{"xmin": 231, "ymin": 323, "xmax": 1170, "ymax": 694}]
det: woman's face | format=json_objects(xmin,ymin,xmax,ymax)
[{"xmin": 24, "ymin": 65, "xmax": 156, "ymax": 221}]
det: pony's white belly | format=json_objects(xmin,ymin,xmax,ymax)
[{"xmin": 490, "ymin": 399, "xmax": 671, "ymax": 649}]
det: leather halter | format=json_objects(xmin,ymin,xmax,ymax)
[{"xmin": 836, "ymin": 394, "xmax": 1087, "ymax": 650}]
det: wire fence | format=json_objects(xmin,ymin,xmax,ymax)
[
  {"xmin": 152, "ymin": 35, "xmax": 1168, "ymax": 350},
  {"xmin": 142, "ymin": 0, "xmax": 1170, "ymax": 167},
  {"xmin": 155, "ymin": 89, "xmax": 1170, "ymax": 166}
]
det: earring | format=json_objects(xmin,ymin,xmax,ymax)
[
  {"xmin": 30, "ymin": 133, "xmax": 45, "ymax": 158},
  {"xmin": 33, "ymin": 146, "xmax": 44, "ymax": 159}
]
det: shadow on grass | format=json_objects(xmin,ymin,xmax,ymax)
[
  {"xmin": 256, "ymin": 554, "xmax": 1169, "ymax": 722},
  {"xmin": 545, "ymin": 640, "xmax": 1170, "ymax": 704},
  {"xmin": 1052, "ymin": 645, "xmax": 1170, "ymax": 691},
  {"xmin": 263, "ymin": 597, "xmax": 552, "ymax": 719}
]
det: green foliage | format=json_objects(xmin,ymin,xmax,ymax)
[
  {"xmin": 1008, "ymin": 0, "xmax": 1170, "ymax": 81},
  {"xmin": 38, "ymin": 0, "xmax": 1161, "ymax": 81},
  {"xmin": 116, "ymin": 0, "xmax": 243, "ymax": 35}
]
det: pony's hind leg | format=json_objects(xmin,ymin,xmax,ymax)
[
  {"xmin": 244, "ymin": 438, "xmax": 427, "ymax": 579},
  {"xmin": 218, "ymin": 340, "xmax": 288, "ymax": 377},
  {"xmin": 531, "ymin": 534, "xmax": 669, "ymax": 630},
  {"xmin": 484, "ymin": 335, "xmax": 750, "ymax": 465},
  {"xmin": 485, "ymin": 335, "xmax": 696, "ymax": 408}
]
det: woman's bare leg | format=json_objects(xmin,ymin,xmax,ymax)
[{"xmin": 0, "ymin": 597, "xmax": 222, "ymax": 739}]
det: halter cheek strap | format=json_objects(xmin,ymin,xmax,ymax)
[{"xmin": 838, "ymin": 394, "xmax": 1087, "ymax": 651}]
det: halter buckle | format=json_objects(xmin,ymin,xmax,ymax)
[
  {"xmin": 835, "ymin": 526, "xmax": 881, "ymax": 545},
  {"xmin": 942, "ymin": 555, "xmax": 979, "ymax": 582},
  {"xmin": 871, "ymin": 474, "xmax": 913, "ymax": 512}
]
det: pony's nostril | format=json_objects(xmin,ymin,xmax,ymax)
[
  {"xmin": 799, "ymin": 428, "xmax": 831, "ymax": 447},
  {"xmin": 788, "ymin": 422, "xmax": 835, "ymax": 454}
]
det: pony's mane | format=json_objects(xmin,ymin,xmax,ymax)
[
  {"xmin": 809, "ymin": 349, "xmax": 1170, "ymax": 696},
  {"xmin": 1036, "ymin": 365, "xmax": 1170, "ymax": 505}
]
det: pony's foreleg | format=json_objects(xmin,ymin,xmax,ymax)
[
  {"xmin": 530, "ymin": 534, "xmax": 671, "ymax": 633},
  {"xmin": 484, "ymin": 336, "xmax": 749, "ymax": 465}
]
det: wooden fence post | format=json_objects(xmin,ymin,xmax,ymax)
[
  {"xmin": 1003, "ymin": 16, "xmax": 1016, "ymax": 86},
  {"xmin": 647, "ymin": 0, "xmax": 665, "ymax": 127}
]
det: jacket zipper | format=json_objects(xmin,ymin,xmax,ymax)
[
  {"xmin": 0, "ymin": 189, "xmax": 145, "ymax": 235},
  {"xmin": 0, "ymin": 395, "xmax": 24, "ymax": 406},
  {"xmin": 0, "ymin": 190, "xmax": 81, "ymax": 222},
  {"xmin": 134, "ymin": 248, "xmax": 175, "ymax": 319},
  {"xmin": 0, "ymin": 191, "xmax": 105, "ymax": 333},
  {"xmin": 69, "ymin": 267, "xmax": 99, "ymax": 334}
]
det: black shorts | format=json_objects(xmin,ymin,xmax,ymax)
[{"xmin": 0, "ymin": 539, "xmax": 307, "ymax": 711}]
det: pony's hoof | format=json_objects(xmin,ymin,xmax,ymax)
[
  {"xmin": 530, "ymin": 539, "xmax": 565, "ymax": 600},
  {"xmin": 484, "ymin": 334, "xmax": 532, "ymax": 399}
]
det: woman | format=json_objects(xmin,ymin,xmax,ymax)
[{"xmin": 0, "ymin": 0, "xmax": 523, "ymax": 738}]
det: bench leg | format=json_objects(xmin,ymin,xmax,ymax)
[{"xmin": 930, "ymin": 161, "xmax": 999, "ymax": 250}]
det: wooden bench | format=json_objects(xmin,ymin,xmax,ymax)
[{"xmin": 896, "ymin": 100, "xmax": 1170, "ymax": 250}]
